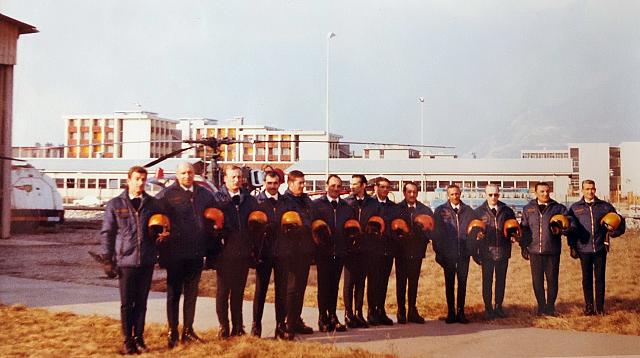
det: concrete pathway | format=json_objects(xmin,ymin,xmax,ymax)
[{"xmin": 2, "ymin": 275, "xmax": 639, "ymax": 357}]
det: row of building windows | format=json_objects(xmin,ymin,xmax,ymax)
[
  {"xmin": 521, "ymin": 152, "xmax": 569, "ymax": 159},
  {"xmin": 56, "ymin": 178, "xmax": 125, "ymax": 190}
]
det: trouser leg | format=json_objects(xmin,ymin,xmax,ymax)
[
  {"xmin": 182, "ymin": 258, "xmax": 203, "ymax": 329},
  {"xmin": 343, "ymin": 258, "xmax": 355, "ymax": 314},
  {"xmin": 579, "ymin": 253, "xmax": 595, "ymax": 307},
  {"xmin": 316, "ymin": 256, "xmax": 330, "ymax": 316},
  {"xmin": 594, "ymin": 250, "xmax": 607, "ymax": 312},
  {"xmin": 132, "ymin": 265, "xmax": 154, "ymax": 338},
  {"xmin": 253, "ymin": 259, "xmax": 273, "ymax": 323},
  {"xmin": 529, "ymin": 254, "xmax": 546, "ymax": 310},
  {"xmin": 456, "ymin": 256, "xmax": 470, "ymax": 311},
  {"xmin": 287, "ymin": 257, "xmax": 311, "ymax": 330},
  {"xmin": 273, "ymin": 260, "xmax": 288, "ymax": 324},
  {"xmin": 443, "ymin": 262, "xmax": 456, "ymax": 314},
  {"xmin": 494, "ymin": 259, "xmax": 509, "ymax": 306},
  {"xmin": 395, "ymin": 257, "xmax": 408, "ymax": 314},
  {"xmin": 328, "ymin": 256, "xmax": 344, "ymax": 314},
  {"xmin": 544, "ymin": 254, "xmax": 560, "ymax": 310},
  {"xmin": 119, "ymin": 267, "xmax": 136, "ymax": 340},
  {"xmin": 481, "ymin": 259, "xmax": 495, "ymax": 310},
  {"xmin": 230, "ymin": 264, "xmax": 250, "ymax": 329},
  {"xmin": 216, "ymin": 266, "xmax": 231, "ymax": 325},
  {"xmin": 166, "ymin": 261, "xmax": 185, "ymax": 331},
  {"xmin": 407, "ymin": 258, "xmax": 422, "ymax": 308},
  {"xmin": 379, "ymin": 256, "xmax": 394, "ymax": 310}
]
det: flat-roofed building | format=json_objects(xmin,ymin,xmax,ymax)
[{"xmin": 64, "ymin": 110, "xmax": 181, "ymax": 159}]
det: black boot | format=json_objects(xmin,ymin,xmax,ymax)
[
  {"xmin": 494, "ymin": 304, "xmax": 506, "ymax": 318},
  {"xmin": 345, "ymin": 312, "xmax": 359, "ymax": 328},
  {"xmin": 218, "ymin": 323, "xmax": 230, "ymax": 340},
  {"xmin": 167, "ymin": 329, "xmax": 179, "ymax": 348},
  {"xmin": 231, "ymin": 325, "xmax": 246, "ymax": 337},
  {"xmin": 355, "ymin": 310, "xmax": 369, "ymax": 328},
  {"xmin": 294, "ymin": 317, "xmax": 314, "ymax": 334},
  {"xmin": 378, "ymin": 308, "xmax": 394, "ymax": 326},
  {"xmin": 133, "ymin": 336, "xmax": 148, "ymax": 353},
  {"xmin": 397, "ymin": 307, "xmax": 407, "ymax": 324},
  {"xmin": 367, "ymin": 307, "xmax": 379, "ymax": 326},
  {"xmin": 123, "ymin": 337, "xmax": 140, "ymax": 355},
  {"xmin": 318, "ymin": 312, "xmax": 331, "ymax": 332},
  {"xmin": 182, "ymin": 327, "xmax": 205, "ymax": 343},
  {"xmin": 274, "ymin": 322, "xmax": 286, "ymax": 339},
  {"xmin": 584, "ymin": 303, "xmax": 595, "ymax": 316},
  {"xmin": 445, "ymin": 309, "xmax": 456, "ymax": 324},
  {"xmin": 251, "ymin": 321, "xmax": 262, "ymax": 337},
  {"xmin": 484, "ymin": 305, "xmax": 495, "ymax": 320},
  {"xmin": 457, "ymin": 309, "xmax": 469, "ymax": 324},
  {"xmin": 330, "ymin": 313, "xmax": 347, "ymax": 332},
  {"xmin": 407, "ymin": 307, "xmax": 425, "ymax": 324}
]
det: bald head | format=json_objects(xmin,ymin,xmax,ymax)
[{"xmin": 176, "ymin": 162, "xmax": 195, "ymax": 188}]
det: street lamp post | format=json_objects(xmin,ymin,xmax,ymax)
[
  {"xmin": 326, "ymin": 32, "xmax": 336, "ymax": 178},
  {"xmin": 418, "ymin": 97, "xmax": 425, "ymax": 198}
]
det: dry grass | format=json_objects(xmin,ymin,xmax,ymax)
[
  {"xmin": 0, "ymin": 304, "xmax": 392, "ymax": 357},
  {"xmin": 182, "ymin": 230, "xmax": 640, "ymax": 336}
]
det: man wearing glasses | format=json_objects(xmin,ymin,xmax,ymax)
[{"xmin": 474, "ymin": 185, "xmax": 517, "ymax": 319}]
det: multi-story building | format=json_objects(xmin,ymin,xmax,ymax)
[
  {"xmin": 521, "ymin": 142, "xmax": 640, "ymax": 201},
  {"xmin": 64, "ymin": 110, "xmax": 181, "ymax": 159},
  {"xmin": 12, "ymin": 143, "xmax": 63, "ymax": 158},
  {"xmin": 177, "ymin": 116, "xmax": 343, "ymax": 167}
]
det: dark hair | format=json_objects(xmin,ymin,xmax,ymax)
[
  {"xmin": 352, "ymin": 174, "xmax": 367, "ymax": 186},
  {"xmin": 446, "ymin": 184, "xmax": 460, "ymax": 192},
  {"xmin": 375, "ymin": 177, "xmax": 390, "ymax": 186},
  {"xmin": 326, "ymin": 174, "xmax": 342, "ymax": 185},
  {"xmin": 403, "ymin": 181, "xmax": 418, "ymax": 193},
  {"xmin": 581, "ymin": 179, "xmax": 596, "ymax": 188},
  {"xmin": 264, "ymin": 170, "xmax": 280, "ymax": 182},
  {"xmin": 128, "ymin": 166, "xmax": 148, "ymax": 179},
  {"xmin": 534, "ymin": 182, "xmax": 550, "ymax": 191},
  {"xmin": 287, "ymin": 170, "xmax": 305, "ymax": 183}
]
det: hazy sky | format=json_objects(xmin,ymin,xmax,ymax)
[{"xmin": 3, "ymin": 0, "xmax": 639, "ymax": 157}]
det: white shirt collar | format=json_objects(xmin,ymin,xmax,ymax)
[
  {"xmin": 265, "ymin": 191, "xmax": 279, "ymax": 200},
  {"xmin": 180, "ymin": 184, "xmax": 193, "ymax": 192},
  {"xmin": 128, "ymin": 192, "xmax": 142, "ymax": 200},
  {"xmin": 489, "ymin": 204, "xmax": 498, "ymax": 210},
  {"xmin": 327, "ymin": 195, "xmax": 339, "ymax": 203},
  {"xmin": 377, "ymin": 197, "xmax": 388, "ymax": 204}
]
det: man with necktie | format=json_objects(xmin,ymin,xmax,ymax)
[
  {"xmin": 393, "ymin": 181, "xmax": 433, "ymax": 324},
  {"xmin": 433, "ymin": 184, "xmax": 477, "ymax": 324},
  {"xmin": 156, "ymin": 162, "xmax": 216, "ymax": 347}
]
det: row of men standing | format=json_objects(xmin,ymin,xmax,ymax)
[{"xmin": 100, "ymin": 163, "xmax": 625, "ymax": 355}]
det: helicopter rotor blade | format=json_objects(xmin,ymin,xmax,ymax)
[
  {"xmin": 143, "ymin": 146, "xmax": 195, "ymax": 168},
  {"xmin": 0, "ymin": 155, "xmax": 26, "ymax": 162}
]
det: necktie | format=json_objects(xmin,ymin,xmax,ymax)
[
  {"xmin": 131, "ymin": 197, "xmax": 141, "ymax": 211},
  {"xmin": 232, "ymin": 195, "xmax": 240, "ymax": 206},
  {"xmin": 357, "ymin": 199, "xmax": 364, "ymax": 207},
  {"xmin": 408, "ymin": 206, "xmax": 416, "ymax": 214},
  {"xmin": 269, "ymin": 197, "xmax": 277, "ymax": 207},
  {"xmin": 491, "ymin": 208, "xmax": 497, "ymax": 216},
  {"xmin": 453, "ymin": 207, "xmax": 459, "ymax": 214},
  {"xmin": 538, "ymin": 204, "xmax": 546, "ymax": 213},
  {"xmin": 331, "ymin": 200, "xmax": 338, "ymax": 210}
]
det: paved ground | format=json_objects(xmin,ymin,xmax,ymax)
[{"xmin": 2, "ymin": 275, "xmax": 640, "ymax": 357}]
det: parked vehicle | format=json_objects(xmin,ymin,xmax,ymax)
[{"xmin": 11, "ymin": 162, "xmax": 64, "ymax": 230}]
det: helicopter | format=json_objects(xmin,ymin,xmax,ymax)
[{"xmin": 0, "ymin": 156, "xmax": 65, "ymax": 231}]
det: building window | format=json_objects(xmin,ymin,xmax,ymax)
[
  {"xmin": 120, "ymin": 179, "xmax": 127, "ymax": 188},
  {"xmin": 425, "ymin": 181, "xmax": 437, "ymax": 192},
  {"xmin": 66, "ymin": 178, "xmax": 75, "ymax": 188},
  {"xmin": 304, "ymin": 180, "xmax": 314, "ymax": 192},
  {"xmin": 77, "ymin": 178, "xmax": 86, "ymax": 188},
  {"xmin": 87, "ymin": 179, "xmax": 97, "ymax": 188},
  {"xmin": 98, "ymin": 179, "xmax": 107, "ymax": 189},
  {"xmin": 81, "ymin": 119, "xmax": 90, "ymax": 127},
  {"xmin": 81, "ymin": 131, "xmax": 89, "ymax": 140},
  {"xmin": 516, "ymin": 181, "xmax": 528, "ymax": 189},
  {"xmin": 389, "ymin": 181, "xmax": 399, "ymax": 191},
  {"xmin": 55, "ymin": 178, "xmax": 64, "ymax": 188},
  {"xmin": 108, "ymin": 179, "xmax": 119, "ymax": 189}
]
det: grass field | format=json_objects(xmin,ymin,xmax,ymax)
[
  {"xmin": 0, "ymin": 304, "xmax": 390, "ymax": 358},
  {"xmin": 181, "ymin": 229, "xmax": 640, "ymax": 336}
]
